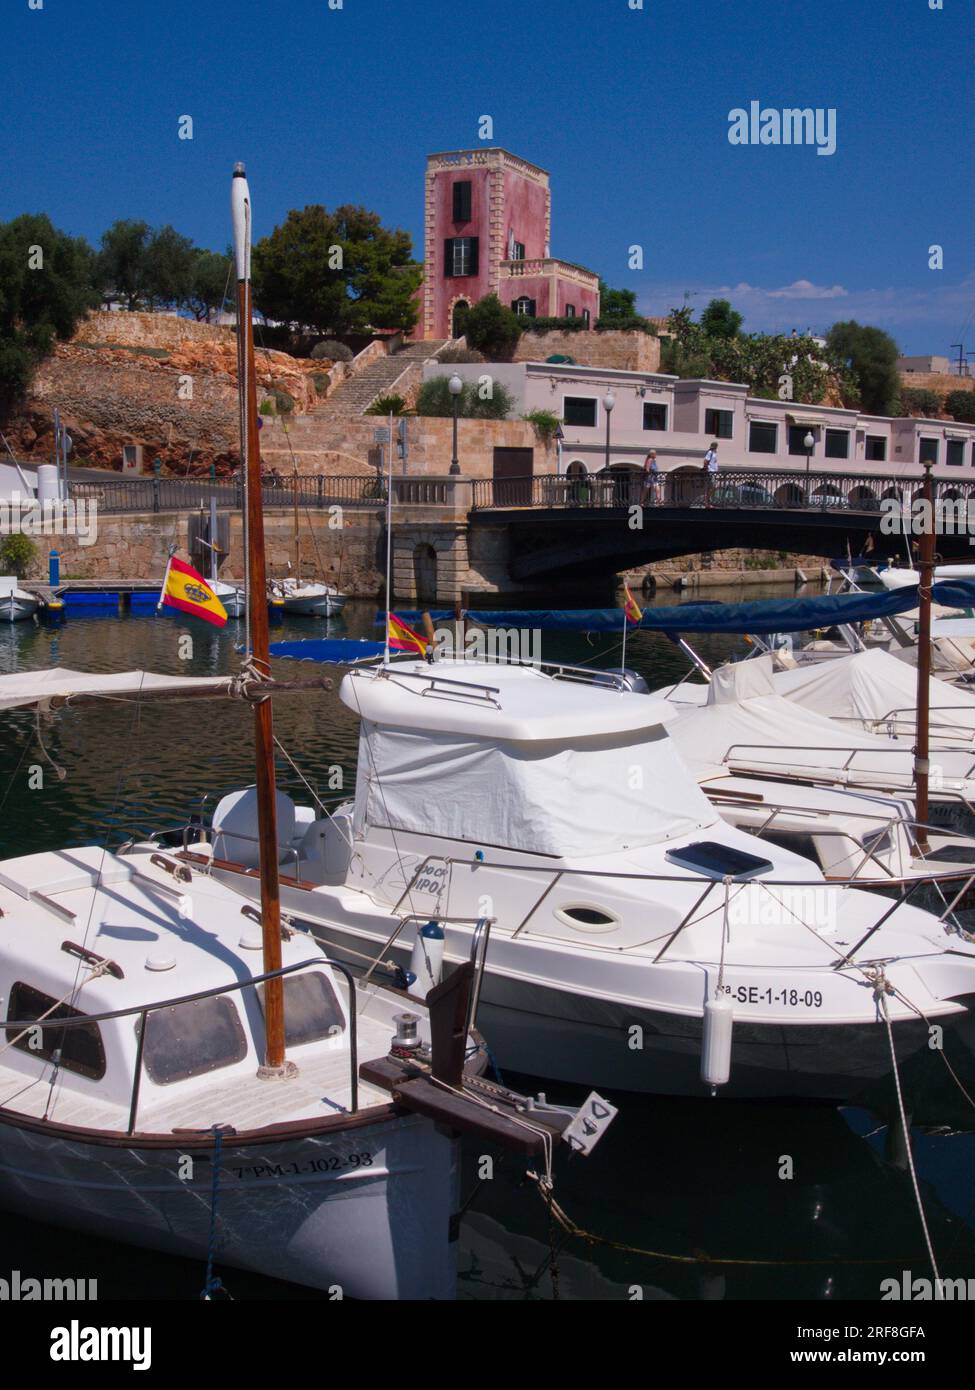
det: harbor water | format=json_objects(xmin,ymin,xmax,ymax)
[{"xmin": 1, "ymin": 589, "xmax": 974, "ymax": 1301}]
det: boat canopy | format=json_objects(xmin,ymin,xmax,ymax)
[
  {"xmin": 774, "ymin": 648, "xmax": 975, "ymax": 735},
  {"xmin": 667, "ymin": 691, "xmax": 975, "ymax": 791},
  {"xmin": 0, "ymin": 667, "xmax": 235, "ymax": 711},
  {"xmin": 344, "ymin": 661, "xmax": 715, "ymax": 857}
]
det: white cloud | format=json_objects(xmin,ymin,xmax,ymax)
[{"xmin": 766, "ymin": 279, "xmax": 847, "ymax": 300}]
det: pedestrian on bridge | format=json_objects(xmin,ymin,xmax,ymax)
[
  {"xmin": 703, "ymin": 441, "xmax": 720, "ymax": 506},
  {"xmin": 641, "ymin": 449, "xmax": 660, "ymax": 506}
]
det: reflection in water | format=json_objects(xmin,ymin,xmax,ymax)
[{"xmin": 0, "ymin": 591, "xmax": 972, "ymax": 1300}]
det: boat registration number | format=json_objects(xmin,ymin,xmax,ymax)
[
  {"xmin": 230, "ymin": 1153, "xmax": 375, "ymax": 1180},
  {"xmin": 720, "ymin": 985, "xmax": 824, "ymax": 1009}
]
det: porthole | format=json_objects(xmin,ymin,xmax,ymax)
[{"xmin": 554, "ymin": 904, "xmax": 620, "ymax": 934}]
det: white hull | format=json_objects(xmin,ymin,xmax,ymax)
[
  {"xmin": 213, "ymin": 583, "xmax": 245, "ymax": 618},
  {"xmin": 0, "ymin": 1108, "xmax": 459, "ymax": 1298},
  {"xmin": 281, "ymin": 593, "xmax": 346, "ymax": 618},
  {"xmin": 0, "ymin": 593, "xmax": 38, "ymax": 623}
]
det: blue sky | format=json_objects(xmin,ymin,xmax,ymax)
[{"xmin": 2, "ymin": 0, "xmax": 972, "ymax": 354}]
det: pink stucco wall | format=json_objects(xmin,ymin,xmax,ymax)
[
  {"xmin": 427, "ymin": 165, "xmax": 494, "ymax": 339},
  {"xmin": 501, "ymin": 170, "xmax": 549, "ymax": 259}
]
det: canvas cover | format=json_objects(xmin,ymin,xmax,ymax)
[
  {"xmin": 774, "ymin": 648, "xmax": 975, "ymax": 741},
  {"xmin": 666, "ymin": 692, "xmax": 975, "ymax": 791},
  {"xmin": 353, "ymin": 719, "xmax": 716, "ymax": 858},
  {"xmin": 0, "ymin": 667, "xmax": 233, "ymax": 711},
  {"xmin": 707, "ymin": 654, "xmax": 777, "ymax": 705}
]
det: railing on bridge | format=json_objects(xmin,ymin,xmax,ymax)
[
  {"xmin": 69, "ymin": 474, "xmax": 388, "ymax": 515},
  {"xmin": 470, "ymin": 469, "xmax": 962, "ymax": 513}
]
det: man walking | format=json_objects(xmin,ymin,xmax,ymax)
[{"xmin": 703, "ymin": 441, "xmax": 719, "ymax": 507}]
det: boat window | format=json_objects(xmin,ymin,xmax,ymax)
[
  {"xmin": 758, "ymin": 830, "xmax": 819, "ymax": 863},
  {"xmin": 555, "ymin": 905, "xmax": 620, "ymax": 932},
  {"xmin": 665, "ymin": 841, "xmax": 774, "ymax": 880},
  {"xmin": 257, "ymin": 971, "xmax": 345, "ymax": 1046},
  {"xmin": 142, "ymin": 996, "xmax": 248, "ymax": 1085},
  {"xmin": 6, "ymin": 981, "xmax": 106, "ymax": 1081}
]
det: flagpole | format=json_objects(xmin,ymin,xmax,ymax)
[
  {"xmin": 155, "ymin": 546, "xmax": 175, "ymax": 612},
  {"xmin": 621, "ymin": 595, "xmax": 628, "ymax": 672},
  {"xmin": 383, "ymin": 410, "xmax": 393, "ymax": 664}
]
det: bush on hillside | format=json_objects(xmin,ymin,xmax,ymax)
[
  {"xmin": 899, "ymin": 387, "xmax": 943, "ymax": 417},
  {"xmin": 311, "ymin": 339, "xmax": 352, "ymax": 362}
]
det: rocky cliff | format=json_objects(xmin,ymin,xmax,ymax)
[{"xmin": 3, "ymin": 312, "xmax": 338, "ymax": 476}]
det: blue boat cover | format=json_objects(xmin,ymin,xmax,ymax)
[
  {"xmin": 268, "ymin": 582, "xmax": 975, "ymax": 663},
  {"xmin": 268, "ymin": 638, "xmax": 386, "ymax": 663}
]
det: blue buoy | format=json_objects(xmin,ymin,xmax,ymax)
[{"xmin": 475, "ymin": 850, "xmax": 485, "ymax": 863}]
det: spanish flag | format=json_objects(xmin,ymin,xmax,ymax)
[
  {"xmin": 158, "ymin": 555, "xmax": 228, "ymax": 627},
  {"xmin": 387, "ymin": 612, "xmax": 429, "ymax": 656},
  {"xmin": 623, "ymin": 583, "xmax": 643, "ymax": 626}
]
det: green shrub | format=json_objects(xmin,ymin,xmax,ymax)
[
  {"xmin": 899, "ymin": 387, "xmax": 943, "ymax": 417},
  {"xmin": 438, "ymin": 344, "xmax": 485, "ymax": 363},
  {"xmin": 312, "ymin": 372, "xmax": 331, "ymax": 394},
  {"xmin": 258, "ymin": 398, "xmax": 276, "ymax": 415},
  {"xmin": 595, "ymin": 315, "xmax": 655, "ymax": 333},
  {"xmin": 311, "ymin": 339, "xmax": 352, "ymax": 362},
  {"xmin": 463, "ymin": 294, "xmax": 522, "ymax": 360},
  {"xmin": 0, "ymin": 534, "xmax": 36, "ymax": 578},
  {"xmin": 945, "ymin": 390, "xmax": 975, "ymax": 423},
  {"xmin": 520, "ymin": 315, "xmax": 587, "ymax": 334},
  {"xmin": 366, "ymin": 393, "xmax": 406, "ymax": 416},
  {"xmin": 522, "ymin": 409, "xmax": 562, "ymax": 443},
  {"xmin": 414, "ymin": 374, "xmax": 514, "ymax": 419}
]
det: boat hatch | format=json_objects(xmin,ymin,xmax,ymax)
[
  {"xmin": 665, "ymin": 841, "xmax": 774, "ymax": 880},
  {"xmin": 0, "ymin": 848, "xmax": 134, "ymax": 901},
  {"xmin": 555, "ymin": 905, "xmax": 620, "ymax": 933}
]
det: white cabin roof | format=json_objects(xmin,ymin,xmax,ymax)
[{"xmin": 340, "ymin": 659, "xmax": 676, "ymax": 742}]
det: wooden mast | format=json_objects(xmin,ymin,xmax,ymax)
[
  {"xmin": 914, "ymin": 459, "xmax": 935, "ymax": 853},
  {"xmin": 232, "ymin": 163, "xmax": 291, "ymax": 1077}
]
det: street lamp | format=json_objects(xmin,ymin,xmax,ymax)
[
  {"xmin": 603, "ymin": 391, "xmax": 615, "ymax": 476},
  {"xmin": 803, "ymin": 430, "xmax": 815, "ymax": 484},
  {"xmin": 449, "ymin": 374, "xmax": 463, "ymax": 475}
]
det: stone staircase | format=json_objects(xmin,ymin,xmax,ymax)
[{"xmin": 319, "ymin": 340, "xmax": 447, "ymax": 418}]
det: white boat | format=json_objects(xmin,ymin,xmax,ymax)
[
  {"xmin": 879, "ymin": 563, "xmax": 975, "ymax": 592},
  {"xmin": 185, "ymin": 656, "xmax": 975, "ymax": 1107},
  {"xmin": 0, "ymin": 576, "xmax": 39, "ymax": 623},
  {"xmin": 772, "ymin": 647, "xmax": 975, "ymax": 749},
  {"xmin": 0, "ymin": 840, "xmax": 494, "ymax": 1298},
  {"xmin": 695, "ymin": 769, "xmax": 975, "ymax": 898},
  {"xmin": 271, "ymin": 578, "xmax": 346, "ymax": 618},
  {"xmin": 213, "ymin": 577, "xmax": 245, "ymax": 618},
  {"xmin": 656, "ymin": 656, "xmax": 975, "ymax": 823}
]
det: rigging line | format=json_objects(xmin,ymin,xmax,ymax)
[
  {"xmin": 877, "ymin": 981, "xmax": 942, "ymax": 1289},
  {"xmin": 272, "ymin": 735, "xmax": 326, "ymax": 813},
  {"xmin": 528, "ymin": 1178, "xmax": 944, "ymax": 1268}
]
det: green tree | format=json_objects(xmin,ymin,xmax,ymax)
[
  {"xmin": 143, "ymin": 225, "xmax": 196, "ymax": 309},
  {"xmin": 944, "ymin": 389, "xmax": 975, "ymax": 424},
  {"xmin": 699, "ymin": 297, "xmax": 743, "ymax": 339},
  {"xmin": 825, "ymin": 320, "xmax": 900, "ymax": 416},
  {"xmin": 252, "ymin": 205, "xmax": 420, "ymax": 334},
  {"xmin": 95, "ymin": 219, "xmax": 151, "ymax": 310},
  {"xmin": 597, "ymin": 280, "xmax": 638, "ymax": 321},
  {"xmin": 462, "ymin": 294, "xmax": 521, "ymax": 360},
  {"xmin": 0, "ymin": 213, "xmax": 97, "ymax": 413},
  {"xmin": 186, "ymin": 246, "xmax": 233, "ymax": 322}
]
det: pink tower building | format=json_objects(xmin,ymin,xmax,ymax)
[{"xmin": 415, "ymin": 148, "xmax": 600, "ymax": 341}]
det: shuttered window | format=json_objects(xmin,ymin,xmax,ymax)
[{"xmin": 452, "ymin": 181, "xmax": 472, "ymax": 222}]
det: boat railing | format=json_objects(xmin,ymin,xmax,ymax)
[
  {"xmin": 1, "ymin": 955, "xmax": 359, "ymax": 1135},
  {"xmin": 415, "ymin": 851, "xmax": 970, "ymax": 969},
  {"xmin": 707, "ymin": 793, "xmax": 975, "ymax": 886},
  {"xmin": 823, "ymin": 706, "xmax": 975, "ymax": 740},
  {"xmin": 367, "ymin": 666, "xmax": 503, "ymax": 709},
  {"xmin": 721, "ymin": 740, "xmax": 975, "ymax": 787}
]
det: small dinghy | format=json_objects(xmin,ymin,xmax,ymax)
[{"xmin": 0, "ymin": 576, "xmax": 39, "ymax": 623}]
